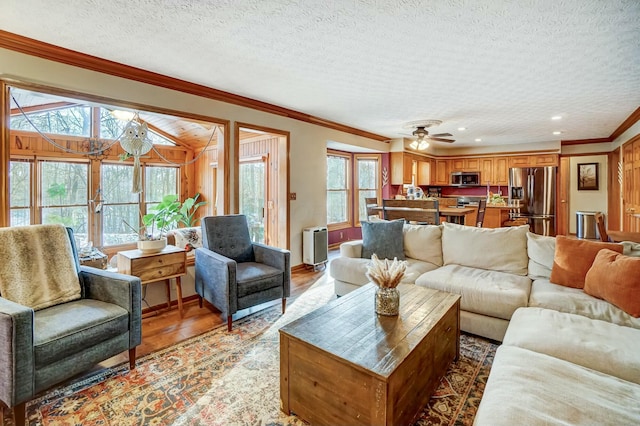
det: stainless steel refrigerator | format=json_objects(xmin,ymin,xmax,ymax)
[{"xmin": 508, "ymin": 166, "xmax": 556, "ymax": 236}]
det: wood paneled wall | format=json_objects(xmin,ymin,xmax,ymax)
[
  {"xmin": 193, "ymin": 146, "xmax": 219, "ymax": 217},
  {"xmin": 239, "ymin": 136, "xmax": 281, "ymax": 246}
]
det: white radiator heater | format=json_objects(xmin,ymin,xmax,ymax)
[{"xmin": 303, "ymin": 226, "xmax": 328, "ymax": 267}]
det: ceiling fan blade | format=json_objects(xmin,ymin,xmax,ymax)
[
  {"xmin": 430, "ymin": 133, "xmax": 453, "ymax": 137},
  {"xmin": 428, "ymin": 137, "xmax": 455, "ymax": 143}
]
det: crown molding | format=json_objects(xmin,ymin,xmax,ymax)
[
  {"xmin": 561, "ymin": 137, "xmax": 611, "ymax": 146},
  {"xmin": 609, "ymin": 106, "xmax": 640, "ymax": 141},
  {"xmin": 561, "ymin": 106, "xmax": 640, "ymax": 146},
  {"xmin": 0, "ymin": 30, "xmax": 388, "ymax": 142}
]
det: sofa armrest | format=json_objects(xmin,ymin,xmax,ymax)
[
  {"xmin": 195, "ymin": 247, "xmax": 237, "ymax": 315},
  {"xmin": 340, "ymin": 240, "xmax": 363, "ymax": 258},
  {"xmin": 79, "ymin": 266, "xmax": 142, "ymax": 348},
  {"xmin": 253, "ymin": 243, "xmax": 291, "ymax": 298},
  {"xmin": 0, "ymin": 297, "xmax": 35, "ymax": 407}
]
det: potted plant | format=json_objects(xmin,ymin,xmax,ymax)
[
  {"xmin": 124, "ymin": 194, "xmax": 207, "ymax": 253},
  {"xmin": 177, "ymin": 193, "xmax": 207, "ymax": 227}
]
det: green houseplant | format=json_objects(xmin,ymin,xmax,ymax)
[
  {"xmin": 124, "ymin": 194, "xmax": 207, "ymax": 253},
  {"xmin": 177, "ymin": 193, "xmax": 207, "ymax": 227}
]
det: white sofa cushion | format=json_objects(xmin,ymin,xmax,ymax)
[
  {"xmin": 330, "ymin": 256, "xmax": 438, "ymax": 286},
  {"xmin": 504, "ymin": 307, "xmax": 640, "ymax": 384},
  {"xmin": 622, "ymin": 240, "xmax": 640, "ymax": 256},
  {"xmin": 339, "ymin": 240, "xmax": 362, "ymax": 258},
  {"xmin": 528, "ymin": 279, "xmax": 640, "ymax": 330},
  {"xmin": 402, "ymin": 224, "xmax": 443, "ymax": 266},
  {"xmin": 475, "ymin": 345, "xmax": 640, "ymax": 426},
  {"xmin": 441, "ymin": 223, "xmax": 529, "ymax": 276},
  {"xmin": 526, "ymin": 232, "xmax": 555, "ymax": 280},
  {"xmin": 415, "ymin": 264, "xmax": 531, "ymax": 320}
]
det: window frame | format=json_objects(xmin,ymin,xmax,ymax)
[
  {"xmin": 326, "ymin": 150, "xmax": 352, "ymax": 231},
  {"xmin": 36, "ymin": 158, "xmax": 91, "ymax": 245},
  {"xmin": 8, "ymin": 158, "xmax": 35, "ymax": 226},
  {"xmin": 354, "ymin": 153, "xmax": 382, "ymax": 226}
]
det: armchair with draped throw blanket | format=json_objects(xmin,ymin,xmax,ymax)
[
  {"xmin": 194, "ymin": 215, "xmax": 291, "ymax": 331},
  {"xmin": 0, "ymin": 224, "xmax": 142, "ymax": 426}
]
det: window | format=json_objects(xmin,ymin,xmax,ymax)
[
  {"xmin": 102, "ymin": 164, "xmax": 139, "ymax": 245},
  {"xmin": 145, "ymin": 165, "xmax": 179, "ymax": 210},
  {"xmin": 9, "ymin": 160, "xmax": 32, "ymax": 226},
  {"xmin": 327, "ymin": 152, "xmax": 351, "ymax": 228},
  {"xmin": 100, "ymin": 108, "xmax": 175, "ymax": 145},
  {"xmin": 355, "ymin": 155, "xmax": 381, "ymax": 224},
  {"xmin": 11, "ymin": 102, "xmax": 91, "ymax": 137},
  {"xmin": 39, "ymin": 160, "xmax": 90, "ymax": 244},
  {"xmin": 101, "ymin": 164, "xmax": 179, "ymax": 245},
  {"xmin": 7, "ymin": 85, "xmax": 222, "ymax": 248}
]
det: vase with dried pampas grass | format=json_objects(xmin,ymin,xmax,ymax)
[{"xmin": 366, "ymin": 253, "xmax": 407, "ymax": 316}]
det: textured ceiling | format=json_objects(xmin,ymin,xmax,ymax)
[{"xmin": 2, "ymin": 0, "xmax": 639, "ymax": 148}]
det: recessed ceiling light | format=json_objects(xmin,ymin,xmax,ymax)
[
  {"xmin": 551, "ymin": 115, "xmax": 562, "ymax": 120},
  {"xmin": 458, "ymin": 127, "xmax": 466, "ymax": 131},
  {"xmin": 475, "ymin": 138, "xmax": 482, "ymax": 142},
  {"xmin": 553, "ymin": 131, "xmax": 562, "ymax": 135}
]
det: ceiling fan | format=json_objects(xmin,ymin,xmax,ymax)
[{"xmin": 404, "ymin": 120, "xmax": 455, "ymax": 150}]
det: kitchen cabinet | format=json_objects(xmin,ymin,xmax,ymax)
[
  {"xmin": 433, "ymin": 159, "xmax": 450, "ymax": 185},
  {"xmin": 509, "ymin": 154, "xmax": 559, "ymax": 168},
  {"xmin": 480, "ymin": 158, "xmax": 493, "ymax": 184},
  {"xmin": 493, "ymin": 157, "xmax": 509, "ymax": 185},
  {"xmin": 390, "ymin": 152, "xmax": 414, "ymax": 185},
  {"xmin": 391, "ymin": 152, "xmax": 432, "ymax": 186},
  {"xmin": 417, "ymin": 160, "xmax": 431, "ymax": 186},
  {"xmin": 451, "ymin": 158, "xmax": 480, "ymax": 172},
  {"xmin": 534, "ymin": 154, "xmax": 559, "ymax": 166}
]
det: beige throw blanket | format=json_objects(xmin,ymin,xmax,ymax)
[{"xmin": 0, "ymin": 224, "xmax": 81, "ymax": 310}]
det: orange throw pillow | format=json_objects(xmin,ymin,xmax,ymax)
[
  {"xmin": 584, "ymin": 249, "xmax": 640, "ymax": 318},
  {"xmin": 549, "ymin": 236, "xmax": 623, "ymax": 289}
]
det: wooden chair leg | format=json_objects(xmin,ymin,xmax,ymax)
[
  {"xmin": 13, "ymin": 401, "xmax": 26, "ymax": 426},
  {"xmin": 198, "ymin": 296, "xmax": 203, "ymax": 309},
  {"xmin": 129, "ymin": 347, "xmax": 136, "ymax": 370},
  {"xmin": 282, "ymin": 298, "xmax": 287, "ymax": 314},
  {"xmin": 227, "ymin": 315, "xmax": 232, "ymax": 332}
]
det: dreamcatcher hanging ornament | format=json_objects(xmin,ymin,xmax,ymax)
[{"xmin": 119, "ymin": 115, "xmax": 153, "ymax": 193}]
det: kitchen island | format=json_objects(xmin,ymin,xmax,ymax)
[
  {"xmin": 483, "ymin": 204, "xmax": 516, "ymax": 228},
  {"xmin": 374, "ymin": 200, "xmax": 476, "ymax": 225}
]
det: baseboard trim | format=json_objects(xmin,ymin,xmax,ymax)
[{"xmin": 142, "ymin": 294, "xmax": 200, "ymax": 315}]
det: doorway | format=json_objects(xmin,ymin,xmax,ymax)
[
  {"xmin": 239, "ymin": 158, "xmax": 267, "ymax": 243},
  {"xmin": 235, "ymin": 124, "xmax": 289, "ymax": 249}
]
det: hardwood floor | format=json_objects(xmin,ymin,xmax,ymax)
[
  {"xmin": 0, "ymin": 253, "xmax": 339, "ymax": 424},
  {"xmin": 101, "ymin": 254, "xmax": 336, "ymax": 369}
]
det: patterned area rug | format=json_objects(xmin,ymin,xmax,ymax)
[{"xmin": 14, "ymin": 281, "xmax": 497, "ymax": 425}]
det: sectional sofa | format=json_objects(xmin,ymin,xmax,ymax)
[{"xmin": 330, "ymin": 221, "xmax": 640, "ymax": 424}]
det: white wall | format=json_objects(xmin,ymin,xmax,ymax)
[{"xmin": 569, "ymin": 155, "xmax": 608, "ymax": 234}]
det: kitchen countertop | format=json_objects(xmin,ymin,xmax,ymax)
[{"xmin": 486, "ymin": 204, "xmax": 519, "ymax": 209}]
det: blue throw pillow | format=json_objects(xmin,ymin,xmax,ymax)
[{"xmin": 361, "ymin": 219, "xmax": 405, "ymax": 260}]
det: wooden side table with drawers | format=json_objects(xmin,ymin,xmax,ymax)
[{"xmin": 117, "ymin": 245, "xmax": 187, "ymax": 317}]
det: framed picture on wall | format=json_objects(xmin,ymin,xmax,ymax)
[{"xmin": 577, "ymin": 163, "xmax": 599, "ymax": 190}]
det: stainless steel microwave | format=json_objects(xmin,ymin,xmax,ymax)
[{"xmin": 451, "ymin": 171, "xmax": 480, "ymax": 186}]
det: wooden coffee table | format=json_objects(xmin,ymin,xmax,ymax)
[{"xmin": 279, "ymin": 283, "xmax": 460, "ymax": 426}]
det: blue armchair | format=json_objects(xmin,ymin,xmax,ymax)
[
  {"xmin": 195, "ymin": 215, "xmax": 291, "ymax": 331},
  {"xmin": 0, "ymin": 225, "xmax": 141, "ymax": 426}
]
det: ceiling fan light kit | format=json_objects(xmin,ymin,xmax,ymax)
[{"xmin": 404, "ymin": 119, "xmax": 455, "ymax": 150}]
